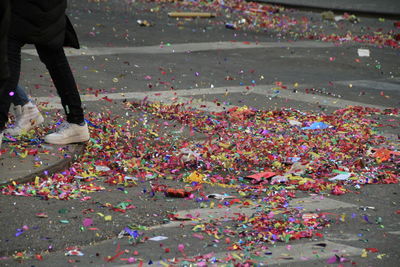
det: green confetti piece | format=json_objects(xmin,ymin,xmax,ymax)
[{"xmin": 58, "ymin": 208, "xmax": 69, "ymax": 214}]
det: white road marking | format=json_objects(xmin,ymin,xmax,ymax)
[
  {"xmin": 251, "ymin": 86, "xmax": 391, "ymax": 110},
  {"xmin": 22, "ymin": 41, "xmax": 335, "ymax": 56},
  {"xmin": 149, "ymin": 205, "xmax": 257, "ymax": 230},
  {"xmin": 143, "ymin": 240, "xmax": 361, "ymax": 267},
  {"xmin": 149, "ymin": 196, "xmax": 356, "ymax": 231},
  {"xmin": 335, "ymin": 80, "xmax": 400, "ymax": 91},
  {"xmin": 290, "ymin": 197, "xmax": 357, "ymax": 212},
  {"xmin": 34, "ymin": 84, "xmax": 391, "ymax": 111},
  {"xmin": 324, "ymin": 233, "xmax": 361, "ymax": 242}
]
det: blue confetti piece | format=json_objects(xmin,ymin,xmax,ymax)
[{"xmin": 302, "ymin": 122, "xmax": 330, "ymax": 130}]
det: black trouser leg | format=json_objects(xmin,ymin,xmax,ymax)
[
  {"xmin": 0, "ymin": 38, "xmax": 23, "ymax": 130},
  {"xmin": 36, "ymin": 45, "xmax": 84, "ymax": 124},
  {"xmin": 0, "ymin": 79, "xmax": 9, "ymax": 131}
]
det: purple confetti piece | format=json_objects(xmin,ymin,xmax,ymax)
[
  {"xmin": 124, "ymin": 227, "xmax": 139, "ymax": 239},
  {"xmin": 83, "ymin": 218, "xmax": 93, "ymax": 227},
  {"xmin": 326, "ymin": 255, "xmax": 339, "ymax": 264},
  {"xmin": 15, "ymin": 229, "xmax": 24, "ymax": 237},
  {"xmin": 363, "ymin": 215, "xmax": 372, "ymax": 224}
]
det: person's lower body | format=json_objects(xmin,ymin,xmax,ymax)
[
  {"xmin": 3, "ymin": 39, "xmax": 43, "ymax": 136},
  {"xmin": 4, "ymin": 38, "xmax": 89, "ymax": 144}
]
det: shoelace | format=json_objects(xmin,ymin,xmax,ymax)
[{"xmin": 55, "ymin": 122, "xmax": 70, "ymax": 133}]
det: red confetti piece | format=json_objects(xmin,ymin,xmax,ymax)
[{"xmin": 102, "ymin": 96, "xmax": 113, "ymax": 102}]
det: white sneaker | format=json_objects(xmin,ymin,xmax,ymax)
[
  {"xmin": 4, "ymin": 102, "xmax": 44, "ymax": 136},
  {"xmin": 44, "ymin": 122, "xmax": 89, "ymax": 145}
]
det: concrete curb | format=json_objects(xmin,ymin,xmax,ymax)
[{"xmin": 0, "ymin": 143, "xmax": 86, "ymax": 186}]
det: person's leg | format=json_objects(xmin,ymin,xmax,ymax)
[
  {"xmin": 0, "ymin": 79, "xmax": 9, "ymax": 131},
  {"xmin": 0, "ymin": 38, "xmax": 23, "ymax": 130},
  {"xmin": 35, "ymin": 44, "xmax": 84, "ymax": 124},
  {"xmin": 12, "ymin": 85, "xmax": 30, "ymax": 106},
  {"xmin": 35, "ymin": 44, "xmax": 88, "ymax": 144},
  {"xmin": 2, "ymin": 40, "xmax": 44, "ymax": 136},
  {"xmin": 0, "ymin": 80, "xmax": 6, "ymax": 148}
]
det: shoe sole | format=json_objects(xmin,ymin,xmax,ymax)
[{"xmin": 44, "ymin": 135, "xmax": 90, "ymax": 145}]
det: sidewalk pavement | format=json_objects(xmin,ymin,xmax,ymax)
[
  {"xmin": 0, "ymin": 139, "xmax": 84, "ymax": 186},
  {"xmin": 258, "ymin": 0, "xmax": 400, "ymax": 17}
]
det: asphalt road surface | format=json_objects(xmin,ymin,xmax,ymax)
[{"xmin": 0, "ymin": 0, "xmax": 399, "ymax": 266}]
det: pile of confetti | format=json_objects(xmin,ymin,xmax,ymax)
[
  {"xmin": 2, "ymin": 103, "xmax": 398, "ymax": 199},
  {"xmin": 1, "ymin": 101, "xmax": 398, "ymax": 264}
]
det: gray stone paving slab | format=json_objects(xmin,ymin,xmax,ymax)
[{"xmin": 0, "ymin": 143, "xmax": 84, "ymax": 185}]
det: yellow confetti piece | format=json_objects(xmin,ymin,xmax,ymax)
[
  {"xmin": 33, "ymin": 162, "xmax": 42, "ymax": 167},
  {"xmin": 272, "ymin": 161, "xmax": 282, "ymax": 168},
  {"xmin": 97, "ymin": 213, "xmax": 104, "ymax": 217},
  {"xmin": 210, "ymin": 202, "xmax": 215, "ymax": 209},
  {"xmin": 361, "ymin": 249, "xmax": 368, "ymax": 258},
  {"xmin": 377, "ymin": 254, "xmax": 386, "ymax": 259},
  {"xmin": 239, "ymin": 191, "xmax": 247, "ymax": 197},
  {"xmin": 149, "ymin": 130, "xmax": 158, "ymax": 137},
  {"xmin": 218, "ymin": 142, "xmax": 232, "ymax": 149},
  {"xmin": 192, "ymin": 224, "xmax": 205, "ymax": 231},
  {"xmin": 104, "ymin": 215, "xmax": 112, "ymax": 221},
  {"xmin": 184, "ymin": 171, "xmax": 205, "ymax": 183},
  {"xmin": 19, "ymin": 151, "xmax": 28, "ymax": 159}
]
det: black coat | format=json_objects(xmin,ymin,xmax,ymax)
[
  {"xmin": 9, "ymin": 0, "xmax": 79, "ymax": 49},
  {"xmin": 0, "ymin": 0, "xmax": 10, "ymax": 80}
]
